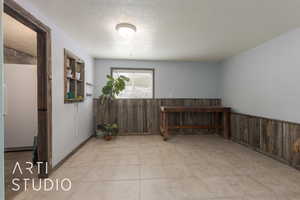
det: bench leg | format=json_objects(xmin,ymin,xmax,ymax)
[
  {"xmin": 163, "ymin": 112, "xmax": 169, "ymax": 141},
  {"xmin": 223, "ymin": 112, "xmax": 231, "ymax": 139},
  {"xmin": 160, "ymin": 111, "xmax": 164, "ymax": 136}
]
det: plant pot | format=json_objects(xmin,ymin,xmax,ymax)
[
  {"xmin": 104, "ymin": 135, "xmax": 113, "ymax": 141},
  {"xmin": 95, "ymin": 130, "xmax": 104, "ymax": 138}
]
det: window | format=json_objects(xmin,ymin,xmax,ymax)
[{"xmin": 111, "ymin": 68, "xmax": 154, "ymax": 99}]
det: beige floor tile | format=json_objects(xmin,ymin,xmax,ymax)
[
  {"xmin": 69, "ymin": 181, "xmax": 100, "ymax": 200},
  {"xmin": 201, "ymin": 176, "xmax": 244, "ymax": 198},
  {"xmin": 96, "ymin": 180, "xmax": 139, "ymax": 200},
  {"xmin": 13, "ymin": 180, "xmax": 79, "ymax": 200},
  {"xmin": 243, "ymin": 194, "xmax": 279, "ymax": 200},
  {"xmin": 141, "ymin": 179, "xmax": 184, "ymax": 200},
  {"xmin": 226, "ymin": 176, "xmax": 272, "ymax": 197},
  {"xmin": 158, "ymin": 144, "xmax": 177, "ymax": 152},
  {"xmin": 250, "ymin": 173, "xmax": 300, "ymax": 195},
  {"xmin": 8, "ymin": 135, "xmax": 300, "ymax": 200},
  {"xmin": 81, "ymin": 166, "xmax": 106, "ymax": 182},
  {"xmin": 101, "ymin": 165, "xmax": 140, "ymax": 181},
  {"xmin": 234, "ymin": 163, "xmax": 271, "ymax": 176},
  {"xmin": 95, "ymin": 154, "xmax": 140, "ymax": 165},
  {"xmin": 119, "ymin": 154, "xmax": 140, "ymax": 165},
  {"xmin": 71, "ymin": 180, "xmax": 139, "ymax": 200},
  {"xmin": 65, "ymin": 153, "xmax": 98, "ymax": 168},
  {"xmin": 163, "ymin": 164, "xmax": 192, "ymax": 179},
  {"xmin": 161, "ymin": 154, "xmax": 185, "ymax": 165},
  {"xmin": 286, "ymin": 193, "xmax": 300, "ymax": 200},
  {"xmin": 96, "ymin": 147, "xmax": 139, "ymax": 156},
  {"xmin": 140, "ymin": 154, "xmax": 164, "ymax": 165},
  {"xmin": 51, "ymin": 166, "xmax": 88, "ymax": 182},
  {"xmin": 177, "ymin": 177, "xmax": 217, "ymax": 199},
  {"xmin": 189, "ymin": 163, "xmax": 236, "ymax": 178},
  {"xmin": 139, "ymin": 135, "xmax": 162, "ymax": 145},
  {"xmin": 141, "ymin": 165, "xmax": 166, "ymax": 179},
  {"xmin": 94, "ymin": 155, "xmax": 123, "ymax": 166},
  {"xmin": 139, "ymin": 146, "xmax": 161, "ymax": 155}
]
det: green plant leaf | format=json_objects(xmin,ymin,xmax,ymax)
[
  {"xmin": 99, "ymin": 74, "xmax": 130, "ymax": 125},
  {"xmin": 120, "ymin": 75, "xmax": 130, "ymax": 82},
  {"xmin": 106, "ymin": 75, "xmax": 113, "ymax": 80},
  {"xmin": 102, "ymin": 85, "xmax": 112, "ymax": 95}
]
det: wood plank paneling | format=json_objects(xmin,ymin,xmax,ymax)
[
  {"xmin": 94, "ymin": 98, "xmax": 221, "ymax": 135},
  {"xmin": 4, "ymin": 46, "xmax": 37, "ymax": 64},
  {"xmin": 248, "ymin": 117, "xmax": 261, "ymax": 150},
  {"xmin": 231, "ymin": 113, "xmax": 300, "ymax": 170},
  {"xmin": 261, "ymin": 119, "xmax": 284, "ymax": 160}
]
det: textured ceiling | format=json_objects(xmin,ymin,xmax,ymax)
[
  {"xmin": 4, "ymin": 13, "xmax": 37, "ymax": 56},
  {"xmin": 21, "ymin": 0, "xmax": 300, "ymax": 61}
]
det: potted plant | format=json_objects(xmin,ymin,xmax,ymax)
[
  {"xmin": 97, "ymin": 123, "xmax": 118, "ymax": 141},
  {"xmin": 98, "ymin": 74, "xmax": 129, "ymax": 140}
]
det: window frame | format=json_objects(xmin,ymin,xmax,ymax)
[{"xmin": 110, "ymin": 67, "xmax": 155, "ymax": 99}]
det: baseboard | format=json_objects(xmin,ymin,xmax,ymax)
[
  {"xmin": 51, "ymin": 135, "xmax": 93, "ymax": 172},
  {"xmin": 5, "ymin": 146, "xmax": 33, "ymax": 152},
  {"xmin": 117, "ymin": 130, "xmax": 214, "ymax": 136}
]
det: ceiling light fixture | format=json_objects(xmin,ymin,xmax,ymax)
[{"xmin": 116, "ymin": 23, "xmax": 137, "ymax": 37}]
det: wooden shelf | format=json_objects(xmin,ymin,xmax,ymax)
[
  {"xmin": 64, "ymin": 98, "xmax": 84, "ymax": 103},
  {"xmin": 64, "ymin": 49, "xmax": 85, "ymax": 104}
]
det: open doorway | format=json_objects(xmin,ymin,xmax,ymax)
[
  {"xmin": 3, "ymin": 0, "xmax": 52, "ymax": 199},
  {"xmin": 4, "ymin": 13, "xmax": 37, "ymax": 151},
  {"xmin": 4, "ymin": 12, "xmax": 38, "ymax": 199}
]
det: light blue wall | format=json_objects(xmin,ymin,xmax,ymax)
[
  {"xmin": 0, "ymin": 0, "xmax": 5, "ymax": 198},
  {"xmin": 94, "ymin": 59, "xmax": 221, "ymax": 99},
  {"xmin": 221, "ymin": 28, "xmax": 300, "ymax": 124},
  {"xmin": 15, "ymin": 0, "xmax": 95, "ymax": 167}
]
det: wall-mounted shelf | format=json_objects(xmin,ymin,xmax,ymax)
[{"xmin": 64, "ymin": 49, "xmax": 85, "ymax": 103}]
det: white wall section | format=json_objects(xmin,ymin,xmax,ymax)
[
  {"xmin": 221, "ymin": 28, "xmax": 300, "ymax": 124},
  {"xmin": 4, "ymin": 64, "xmax": 37, "ymax": 149},
  {"xmin": 94, "ymin": 59, "xmax": 221, "ymax": 99}
]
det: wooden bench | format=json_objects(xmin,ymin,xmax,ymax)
[{"xmin": 160, "ymin": 106, "xmax": 231, "ymax": 140}]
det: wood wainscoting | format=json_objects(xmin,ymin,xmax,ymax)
[
  {"xmin": 231, "ymin": 113, "xmax": 300, "ymax": 169},
  {"xmin": 94, "ymin": 98, "xmax": 221, "ymax": 135}
]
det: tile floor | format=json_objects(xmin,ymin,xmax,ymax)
[
  {"xmin": 12, "ymin": 135, "xmax": 300, "ymax": 200},
  {"xmin": 5, "ymin": 151, "xmax": 37, "ymax": 200}
]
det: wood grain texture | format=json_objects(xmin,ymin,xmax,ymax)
[
  {"xmin": 64, "ymin": 49, "xmax": 85, "ymax": 103},
  {"xmin": 94, "ymin": 98, "xmax": 221, "ymax": 135},
  {"xmin": 4, "ymin": 46, "xmax": 37, "ymax": 64},
  {"xmin": 160, "ymin": 106, "xmax": 231, "ymax": 140},
  {"xmin": 231, "ymin": 113, "xmax": 300, "ymax": 170}
]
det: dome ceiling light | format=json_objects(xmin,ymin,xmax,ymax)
[{"xmin": 116, "ymin": 23, "xmax": 137, "ymax": 37}]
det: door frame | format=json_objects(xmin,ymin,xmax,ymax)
[{"xmin": 4, "ymin": 0, "xmax": 52, "ymax": 178}]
